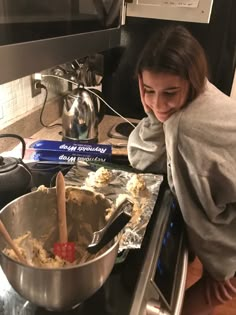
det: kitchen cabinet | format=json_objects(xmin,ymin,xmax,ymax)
[{"xmin": 125, "ymin": 0, "xmax": 214, "ymax": 23}]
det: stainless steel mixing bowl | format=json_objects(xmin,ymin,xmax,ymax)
[{"xmin": 0, "ymin": 187, "xmax": 119, "ymax": 311}]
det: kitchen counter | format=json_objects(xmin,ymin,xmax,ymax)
[
  {"xmin": 0, "ymin": 114, "xmax": 139, "ymax": 179},
  {"xmin": 31, "ymin": 114, "xmax": 139, "ymax": 156}
]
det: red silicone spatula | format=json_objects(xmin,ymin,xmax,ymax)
[{"xmin": 53, "ymin": 171, "xmax": 75, "ymax": 262}]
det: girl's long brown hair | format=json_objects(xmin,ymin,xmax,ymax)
[{"xmin": 136, "ymin": 25, "xmax": 209, "ymax": 101}]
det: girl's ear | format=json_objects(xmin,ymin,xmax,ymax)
[{"xmin": 138, "ymin": 74, "xmax": 150, "ymax": 113}]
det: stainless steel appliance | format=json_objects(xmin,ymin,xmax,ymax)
[
  {"xmin": 129, "ymin": 189, "xmax": 188, "ymax": 315},
  {"xmin": 0, "ymin": 0, "xmax": 124, "ymax": 84},
  {"xmin": 62, "ymin": 86, "xmax": 105, "ymax": 143},
  {"xmin": 0, "ymin": 164, "xmax": 188, "ymax": 315}
]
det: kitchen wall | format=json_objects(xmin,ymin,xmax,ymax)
[
  {"xmin": 0, "ymin": 76, "xmax": 48, "ymax": 129},
  {"xmin": 0, "ymin": 69, "xmax": 69, "ymax": 153},
  {"xmin": 0, "ymin": 70, "xmax": 67, "ymax": 130},
  {"xmin": 0, "ymin": 54, "xmax": 104, "ymax": 133}
]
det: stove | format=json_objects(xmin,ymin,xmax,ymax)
[
  {"xmin": 0, "ymin": 163, "xmax": 188, "ymax": 315},
  {"xmin": 108, "ymin": 122, "xmax": 139, "ymax": 140}
]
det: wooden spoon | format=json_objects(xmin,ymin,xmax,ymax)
[
  {"xmin": 56, "ymin": 171, "xmax": 68, "ymax": 243},
  {"xmin": 0, "ymin": 219, "xmax": 26, "ymax": 264},
  {"xmin": 53, "ymin": 171, "xmax": 75, "ymax": 262}
]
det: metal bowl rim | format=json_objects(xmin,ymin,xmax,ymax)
[
  {"xmin": 0, "ymin": 185, "xmax": 110, "ymax": 212},
  {"xmin": 0, "ymin": 185, "xmax": 119, "ymax": 271}
]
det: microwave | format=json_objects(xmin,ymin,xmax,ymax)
[{"xmin": 0, "ymin": 0, "xmax": 124, "ymax": 85}]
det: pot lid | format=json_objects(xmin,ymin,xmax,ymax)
[{"xmin": 0, "ymin": 156, "xmax": 18, "ymax": 173}]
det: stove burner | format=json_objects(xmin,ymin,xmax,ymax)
[{"xmin": 108, "ymin": 122, "xmax": 138, "ymax": 140}]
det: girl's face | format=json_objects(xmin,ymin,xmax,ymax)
[{"xmin": 139, "ymin": 70, "xmax": 190, "ymax": 122}]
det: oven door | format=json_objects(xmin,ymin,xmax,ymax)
[
  {"xmin": 0, "ymin": 0, "xmax": 124, "ymax": 84},
  {"xmin": 129, "ymin": 189, "xmax": 189, "ymax": 315}
]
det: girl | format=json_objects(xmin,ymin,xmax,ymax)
[{"xmin": 127, "ymin": 25, "xmax": 236, "ymax": 315}]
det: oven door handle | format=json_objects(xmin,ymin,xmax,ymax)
[{"xmin": 174, "ymin": 247, "xmax": 189, "ymax": 315}]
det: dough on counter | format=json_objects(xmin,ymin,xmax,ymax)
[
  {"xmin": 126, "ymin": 174, "xmax": 148, "ymax": 197},
  {"xmin": 86, "ymin": 167, "xmax": 113, "ymax": 187}
]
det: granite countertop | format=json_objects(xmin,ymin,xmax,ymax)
[{"xmin": 31, "ymin": 115, "xmax": 139, "ymax": 156}]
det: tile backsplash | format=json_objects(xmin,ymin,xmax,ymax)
[{"xmin": 0, "ymin": 70, "xmax": 67, "ymax": 130}]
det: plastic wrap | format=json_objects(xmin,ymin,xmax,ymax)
[{"xmin": 65, "ymin": 162, "xmax": 163, "ymax": 251}]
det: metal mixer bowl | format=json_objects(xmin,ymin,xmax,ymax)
[{"xmin": 0, "ymin": 187, "xmax": 119, "ymax": 311}]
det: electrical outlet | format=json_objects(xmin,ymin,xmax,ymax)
[
  {"xmin": 31, "ymin": 75, "xmax": 41, "ymax": 98},
  {"xmin": 0, "ymin": 104, "xmax": 3, "ymax": 119}
]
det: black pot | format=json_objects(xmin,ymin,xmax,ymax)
[{"xmin": 0, "ymin": 134, "xmax": 32, "ymax": 209}]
